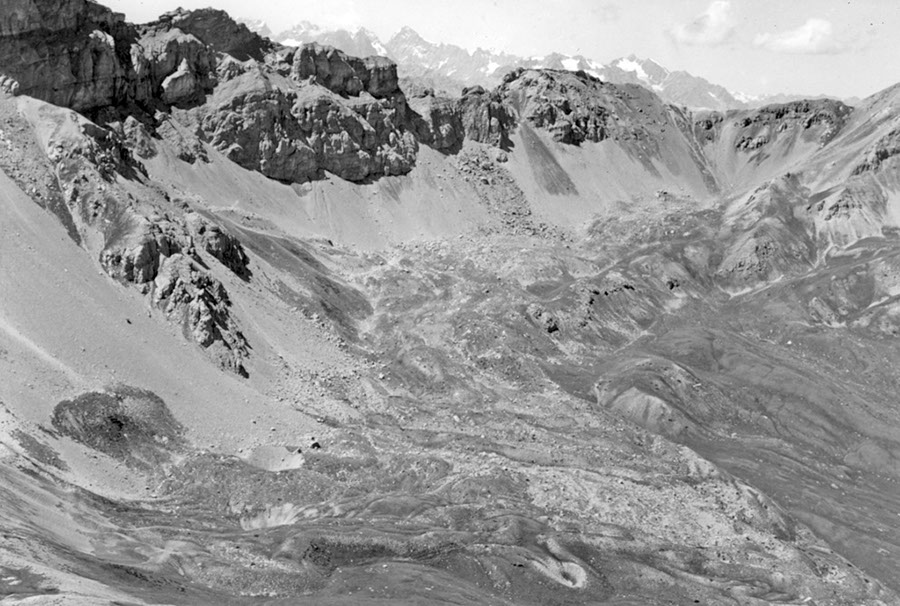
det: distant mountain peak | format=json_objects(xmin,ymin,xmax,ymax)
[
  {"xmin": 260, "ymin": 20, "xmax": 838, "ymax": 110},
  {"xmin": 235, "ymin": 17, "xmax": 272, "ymax": 39},
  {"xmin": 390, "ymin": 25, "xmax": 427, "ymax": 44}
]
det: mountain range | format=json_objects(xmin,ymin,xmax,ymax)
[
  {"xmin": 241, "ymin": 19, "xmax": 858, "ymax": 110},
  {"xmin": 0, "ymin": 2, "xmax": 899, "ymax": 604}
]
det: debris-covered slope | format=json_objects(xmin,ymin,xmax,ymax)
[{"xmin": 3, "ymin": 2, "xmax": 900, "ymax": 604}]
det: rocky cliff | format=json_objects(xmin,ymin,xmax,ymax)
[
  {"xmin": 0, "ymin": 2, "xmax": 230, "ymax": 111},
  {"xmin": 0, "ymin": 1, "xmax": 856, "ymax": 194}
]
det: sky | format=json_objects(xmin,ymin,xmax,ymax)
[{"xmin": 102, "ymin": 0, "xmax": 900, "ymax": 99}]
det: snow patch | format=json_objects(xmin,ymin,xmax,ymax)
[
  {"xmin": 562, "ymin": 58, "xmax": 580, "ymax": 72},
  {"xmin": 281, "ymin": 37, "xmax": 301, "ymax": 47},
  {"xmin": 733, "ymin": 90, "xmax": 759, "ymax": 104},
  {"xmin": 484, "ymin": 60, "xmax": 500, "ymax": 75},
  {"xmin": 616, "ymin": 57, "xmax": 649, "ymax": 82}
]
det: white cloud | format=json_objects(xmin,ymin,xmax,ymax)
[
  {"xmin": 669, "ymin": 0, "xmax": 735, "ymax": 47},
  {"xmin": 753, "ymin": 18, "xmax": 845, "ymax": 54}
]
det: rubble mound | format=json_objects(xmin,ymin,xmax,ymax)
[{"xmin": 51, "ymin": 386, "xmax": 185, "ymax": 467}]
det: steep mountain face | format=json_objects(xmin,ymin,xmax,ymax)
[
  {"xmin": 598, "ymin": 55, "xmax": 745, "ymax": 111},
  {"xmin": 3, "ymin": 3, "xmax": 900, "ymax": 606}
]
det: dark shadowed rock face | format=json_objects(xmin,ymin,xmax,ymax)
[
  {"xmin": 457, "ymin": 85, "xmax": 517, "ymax": 148},
  {"xmin": 0, "ymin": 0, "xmax": 135, "ymax": 111},
  {"xmin": 0, "ymin": 0, "xmax": 219, "ymax": 111},
  {"xmin": 1, "ymin": 0, "xmax": 108, "ymax": 36},
  {"xmin": 408, "ymin": 92, "xmax": 465, "ymax": 152}
]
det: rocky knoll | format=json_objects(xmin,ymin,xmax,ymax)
[{"xmin": 497, "ymin": 68, "xmax": 675, "ymax": 145}]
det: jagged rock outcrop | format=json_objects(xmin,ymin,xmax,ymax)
[
  {"xmin": 100, "ymin": 216, "xmax": 184, "ymax": 286},
  {"xmin": 0, "ymin": 0, "xmax": 133, "ymax": 111},
  {"xmin": 153, "ymin": 8, "xmax": 272, "ymax": 62},
  {"xmin": 13, "ymin": 97, "xmax": 252, "ymax": 376},
  {"xmin": 456, "ymin": 84, "xmax": 516, "ymax": 148},
  {"xmin": 0, "ymin": 1, "xmax": 227, "ymax": 112},
  {"xmin": 153, "ymin": 253, "xmax": 249, "ymax": 376},
  {"xmin": 733, "ymin": 101, "xmax": 850, "ymax": 151},
  {"xmin": 852, "ymin": 127, "xmax": 900, "ymax": 175},
  {"xmin": 100, "ymin": 212, "xmax": 251, "ymax": 374},
  {"xmin": 289, "ymin": 43, "xmax": 401, "ymax": 99},
  {"xmin": 134, "ymin": 25, "xmax": 216, "ymax": 105},
  {"xmin": 194, "ymin": 62, "xmax": 418, "ymax": 183},
  {"xmin": 185, "ymin": 212, "xmax": 250, "ymax": 278},
  {"xmin": 695, "ymin": 100, "xmax": 852, "ymax": 153},
  {"xmin": 408, "ymin": 92, "xmax": 465, "ymax": 152}
]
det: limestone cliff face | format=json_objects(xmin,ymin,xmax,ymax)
[
  {"xmin": 153, "ymin": 8, "xmax": 272, "ymax": 62},
  {"xmin": 0, "ymin": 0, "xmax": 217, "ymax": 111},
  {"xmin": 0, "ymin": 0, "xmax": 134, "ymax": 111},
  {"xmin": 0, "ymin": 0, "xmax": 119, "ymax": 37},
  {"xmin": 183, "ymin": 41, "xmax": 422, "ymax": 183},
  {"xmin": 408, "ymin": 93, "xmax": 465, "ymax": 152},
  {"xmin": 289, "ymin": 43, "xmax": 401, "ymax": 99},
  {"xmin": 457, "ymin": 85, "xmax": 517, "ymax": 148},
  {"xmin": 134, "ymin": 25, "xmax": 216, "ymax": 106},
  {"xmin": 194, "ymin": 67, "xmax": 418, "ymax": 183}
]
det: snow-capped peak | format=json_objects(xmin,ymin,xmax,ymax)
[{"xmin": 616, "ymin": 56, "xmax": 649, "ymax": 82}]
